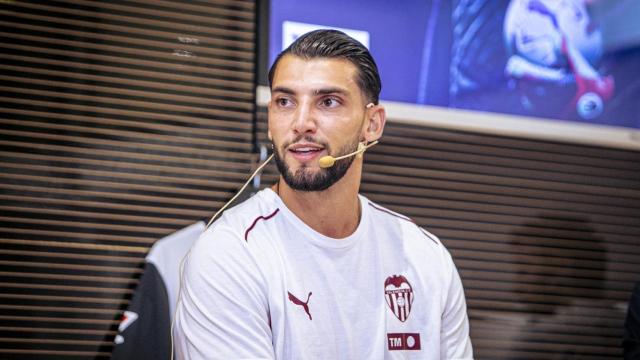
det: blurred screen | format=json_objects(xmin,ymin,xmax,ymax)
[{"xmin": 269, "ymin": 0, "xmax": 640, "ymax": 130}]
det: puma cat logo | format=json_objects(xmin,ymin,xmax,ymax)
[{"xmin": 288, "ymin": 291, "xmax": 312, "ymax": 321}]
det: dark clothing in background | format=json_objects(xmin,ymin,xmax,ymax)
[
  {"xmin": 111, "ymin": 263, "xmax": 171, "ymax": 360},
  {"xmin": 110, "ymin": 222, "xmax": 203, "ymax": 360},
  {"xmin": 624, "ymin": 282, "xmax": 640, "ymax": 359}
]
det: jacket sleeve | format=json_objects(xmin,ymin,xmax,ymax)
[
  {"xmin": 440, "ymin": 249, "xmax": 474, "ymax": 360},
  {"xmin": 111, "ymin": 262, "xmax": 171, "ymax": 360},
  {"xmin": 173, "ymin": 225, "xmax": 275, "ymax": 359}
]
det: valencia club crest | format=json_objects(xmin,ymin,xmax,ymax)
[{"xmin": 384, "ymin": 275, "xmax": 414, "ymax": 322}]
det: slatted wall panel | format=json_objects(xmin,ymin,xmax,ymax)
[
  {"xmin": 257, "ymin": 107, "xmax": 640, "ymax": 359},
  {"xmin": 0, "ymin": 0, "xmax": 255, "ymax": 358}
]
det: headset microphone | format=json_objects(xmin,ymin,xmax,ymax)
[{"xmin": 318, "ymin": 140, "xmax": 378, "ymax": 168}]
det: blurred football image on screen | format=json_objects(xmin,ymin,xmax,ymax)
[{"xmin": 504, "ymin": 0, "xmax": 614, "ymax": 120}]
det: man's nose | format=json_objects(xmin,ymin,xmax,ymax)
[{"xmin": 292, "ymin": 100, "xmax": 317, "ymax": 134}]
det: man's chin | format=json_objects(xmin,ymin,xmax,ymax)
[
  {"xmin": 274, "ymin": 144, "xmax": 355, "ymax": 192},
  {"xmin": 283, "ymin": 169, "xmax": 330, "ymax": 192}
]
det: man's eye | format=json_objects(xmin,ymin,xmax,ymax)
[
  {"xmin": 277, "ymin": 98, "xmax": 291, "ymax": 107},
  {"xmin": 321, "ymin": 97, "xmax": 340, "ymax": 108}
]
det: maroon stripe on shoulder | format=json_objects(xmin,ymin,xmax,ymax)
[
  {"xmin": 244, "ymin": 208, "xmax": 280, "ymax": 241},
  {"xmin": 368, "ymin": 202, "xmax": 414, "ymax": 223},
  {"xmin": 420, "ymin": 228, "xmax": 440, "ymax": 246},
  {"xmin": 369, "ymin": 203, "xmax": 439, "ymax": 246}
]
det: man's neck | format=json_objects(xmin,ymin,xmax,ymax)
[{"xmin": 273, "ymin": 167, "xmax": 362, "ymax": 239}]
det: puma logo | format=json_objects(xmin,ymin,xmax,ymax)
[{"xmin": 287, "ymin": 291, "xmax": 312, "ymax": 320}]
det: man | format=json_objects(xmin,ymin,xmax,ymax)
[{"xmin": 174, "ymin": 29, "xmax": 473, "ymax": 359}]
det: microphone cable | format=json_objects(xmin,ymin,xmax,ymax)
[{"xmin": 170, "ymin": 152, "xmax": 274, "ymax": 360}]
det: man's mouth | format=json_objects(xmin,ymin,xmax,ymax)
[
  {"xmin": 289, "ymin": 147, "xmax": 323, "ymax": 154},
  {"xmin": 287, "ymin": 143, "xmax": 326, "ymax": 161}
]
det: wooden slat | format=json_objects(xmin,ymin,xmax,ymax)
[
  {"xmin": 122, "ymin": 0, "xmax": 255, "ymax": 18},
  {"xmin": 471, "ymin": 327, "xmax": 620, "ymax": 346},
  {"xmin": 466, "ymin": 300, "xmax": 623, "ymax": 326},
  {"xmin": 0, "ymin": 137, "xmax": 251, "ymax": 164},
  {"xmin": 0, "ymin": 158, "xmax": 250, "ymax": 184},
  {"xmin": 1, "ymin": 63, "xmax": 252, "ymax": 104},
  {"xmin": 0, "ymin": 161, "xmax": 247, "ymax": 199},
  {"xmin": 0, "ymin": 337, "xmax": 110, "ymax": 345},
  {"xmin": 469, "ymin": 309, "xmax": 624, "ymax": 337},
  {"xmin": 1, "ymin": 54, "xmax": 254, "ymax": 99},
  {"xmin": 0, "ymin": 349, "xmax": 111, "ymax": 357},
  {"xmin": 0, "ymin": 282, "xmax": 133, "ymax": 295},
  {"xmin": 0, "ymin": 239, "xmax": 148, "ymax": 255},
  {"xmin": 0, "ymin": 86, "xmax": 251, "ymax": 121},
  {"xmin": 457, "ymin": 258, "xmax": 638, "ymax": 283},
  {"xmin": 382, "ymin": 120, "xmax": 640, "ymax": 165},
  {"xmin": 7, "ymin": 2, "xmax": 255, "ymax": 37},
  {"xmin": 0, "ymin": 305, "xmax": 122, "ymax": 316},
  {"xmin": 0, "ymin": 179, "xmax": 230, "ymax": 211},
  {"xmin": 372, "ymin": 196, "xmax": 640, "ymax": 238},
  {"xmin": 0, "ymin": 43, "xmax": 254, "ymax": 89},
  {"xmin": 361, "ymin": 182, "xmax": 637, "ymax": 221},
  {"xmin": 1, "ymin": 85, "xmax": 253, "ymax": 122},
  {"xmin": 364, "ymin": 187, "xmax": 640, "ymax": 226},
  {"xmin": 366, "ymin": 164, "xmax": 640, "ymax": 200},
  {"xmin": 1, "ymin": 95, "xmax": 253, "ymax": 129},
  {"xmin": 419, "ymin": 219, "xmax": 639, "ymax": 251},
  {"xmin": 469, "ymin": 349, "xmax": 614, "ymax": 360},
  {"xmin": 0, "ymin": 205, "xmax": 194, "ymax": 227},
  {"xmin": 0, "ymin": 326, "xmax": 117, "ymax": 336},
  {"xmin": 0, "ymin": 250, "xmax": 142, "ymax": 269},
  {"xmin": 363, "ymin": 171, "xmax": 640, "ymax": 209},
  {"xmin": 452, "ymin": 248, "xmax": 638, "ymax": 273},
  {"xmin": 2, "ymin": 228, "xmax": 155, "ymax": 245},
  {"xmin": 0, "ymin": 270, "xmax": 138, "ymax": 285},
  {"xmin": 0, "ymin": 294, "xmax": 128, "ymax": 306},
  {"xmin": 0, "ymin": 142, "xmax": 250, "ymax": 171},
  {"xmin": 461, "ymin": 269, "xmax": 631, "ymax": 290},
  {"xmin": 371, "ymin": 150, "xmax": 639, "ymax": 187},
  {"xmin": 447, "ymin": 236, "xmax": 640, "ymax": 258},
  {"xmin": 0, "ymin": 31, "xmax": 252, "ymax": 76},
  {"xmin": 0, "ymin": 184, "xmax": 237, "ymax": 215},
  {"xmin": 0, "ymin": 194, "xmax": 209, "ymax": 219},
  {"xmin": 0, "ymin": 216, "xmax": 171, "ymax": 237},
  {"xmin": 0, "ymin": 73, "xmax": 254, "ymax": 111},
  {"xmin": 466, "ymin": 282, "xmax": 629, "ymax": 302},
  {"xmin": 1, "ymin": 17, "xmax": 254, "ymax": 59},
  {"xmin": 37, "ymin": 0, "xmax": 255, "ymax": 38},
  {"xmin": 0, "ymin": 259, "xmax": 142, "ymax": 275},
  {"xmin": 376, "ymin": 137, "xmax": 640, "ymax": 177},
  {"xmin": 0, "ymin": 315, "xmax": 116, "ymax": 325}
]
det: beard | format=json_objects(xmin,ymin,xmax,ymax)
[{"xmin": 273, "ymin": 137, "xmax": 359, "ymax": 192}]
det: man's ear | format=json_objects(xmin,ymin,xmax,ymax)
[{"xmin": 363, "ymin": 104, "xmax": 386, "ymax": 143}]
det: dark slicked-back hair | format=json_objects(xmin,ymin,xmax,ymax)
[{"xmin": 268, "ymin": 29, "xmax": 382, "ymax": 105}]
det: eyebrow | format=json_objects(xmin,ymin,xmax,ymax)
[
  {"xmin": 313, "ymin": 87, "xmax": 349, "ymax": 96},
  {"xmin": 271, "ymin": 86, "xmax": 349, "ymax": 96},
  {"xmin": 271, "ymin": 86, "xmax": 295, "ymax": 95}
]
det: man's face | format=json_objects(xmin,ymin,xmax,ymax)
[{"xmin": 268, "ymin": 55, "xmax": 368, "ymax": 191}]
